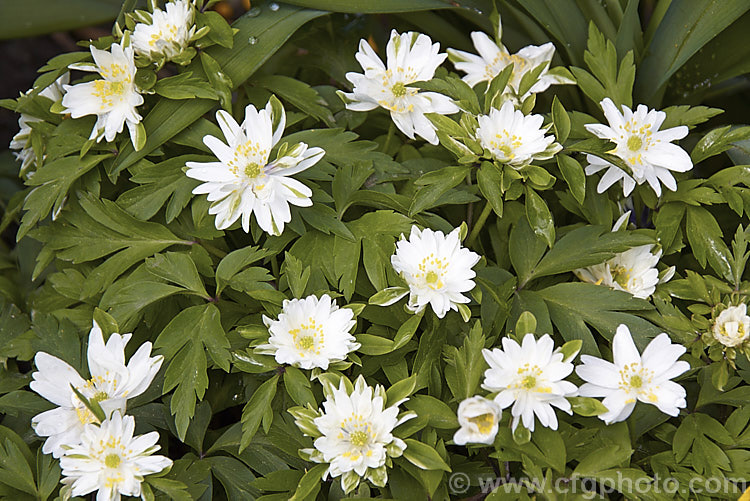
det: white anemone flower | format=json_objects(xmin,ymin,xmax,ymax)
[
  {"xmin": 60, "ymin": 411, "xmax": 172, "ymax": 501},
  {"xmin": 390, "ymin": 226, "xmax": 480, "ymax": 319},
  {"xmin": 185, "ymin": 98, "xmax": 324, "ymax": 235},
  {"xmin": 304, "ymin": 376, "xmax": 413, "ymax": 493},
  {"xmin": 341, "ymin": 30, "xmax": 459, "ymax": 145},
  {"xmin": 258, "ymin": 294, "xmax": 360, "ymax": 370},
  {"xmin": 585, "ymin": 98, "xmax": 693, "ymax": 197},
  {"xmin": 482, "ymin": 333, "xmax": 578, "ymax": 432},
  {"xmin": 10, "ymin": 73, "xmax": 69, "ymax": 176},
  {"xmin": 61, "ymin": 41, "xmax": 143, "ymax": 147},
  {"xmin": 713, "ymin": 304, "xmax": 750, "ymax": 348},
  {"xmin": 132, "ymin": 0, "xmax": 196, "ymax": 62},
  {"xmin": 576, "ymin": 324, "xmax": 689, "ymax": 424},
  {"xmin": 453, "ymin": 396, "xmax": 501, "ymax": 446},
  {"xmin": 29, "ymin": 321, "xmax": 163, "ymax": 458},
  {"xmin": 476, "ymin": 101, "xmax": 562, "ymax": 167},
  {"xmin": 574, "ymin": 212, "xmax": 671, "ymax": 299},
  {"xmin": 447, "ymin": 16, "xmax": 574, "ymax": 103}
]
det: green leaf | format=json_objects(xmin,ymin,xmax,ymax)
[
  {"xmin": 254, "ymin": 75, "xmax": 334, "ymax": 126},
  {"xmin": 636, "ymin": 0, "xmax": 750, "ymax": 101},
  {"xmin": 145, "ymin": 252, "xmax": 209, "ymax": 299},
  {"xmin": 0, "ymin": 439, "xmax": 37, "ymax": 496},
  {"xmin": 156, "ymin": 304, "xmax": 230, "ymax": 440},
  {"xmin": 404, "ymin": 395, "xmax": 458, "ymax": 429},
  {"xmin": 551, "ymin": 96, "xmax": 571, "ymax": 144},
  {"xmin": 444, "ymin": 321, "xmax": 486, "ymax": 401},
  {"xmin": 403, "ymin": 439, "xmax": 451, "ymax": 472},
  {"xmin": 284, "ymin": 366, "xmax": 316, "ymax": 407},
  {"xmin": 685, "ymin": 206, "xmax": 733, "ymax": 282},
  {"xmin": 216, "ymin": 246, "xmax": 274, "ymax": 296},
  {"xmin": 524, "ymin": 186, "xmax": 555, "ymax": 248},
  {"xmin": 240, "ymin": 375, "xmax": 279, "ymax": 452},
  {"xmin": 556, "ymin": 154, "xmax": 585, "ymax": 205},
  {"xmin": 691, "ymin": 125, "xmax": 750, "ymax": 164},
  {"xmin": 392, "ymin": 313, "xmax": 423, "ymax": 350},
  {"xmin": 18, "ymin": 154, "xmax": 111, "ymax": 240},
  {"xmin": 0, "ymin": 0, "xmax": 121, "ymax": 39},
  {"xmin": 569, "ymin": 396, "xmax": 609, "ymax": 416},
  {"xmin": 289, "ymin": 463, "xmax": 327, "ymax": 501},
  {"xmin": 29, "ymin": 194, "xmax": 189, "ymax": 296},
  {"xmin": 477, "ymin": 162, "xmax": 504, "ymax": 217},
  {"xmin": 199, "ymin": 10, "xmax": 235, "ymax": 49}
]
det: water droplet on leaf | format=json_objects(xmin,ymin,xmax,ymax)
[{"xmin": 248, "ymin": 36, "xmax": 258, "ymax": 45}]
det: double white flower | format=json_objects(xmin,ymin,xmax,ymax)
[
  {"xmin": 390, "ymin": 226, "xmax": 480, "ymax": 319},
  {"xmin": 132, "ymin": 0, "xmax": 197, "ymax": 63},
  {"xmin": 258, "ymin": 294, "xmax": 359, "ymax": 370},
  {"xmin": 60, "ymin": 411, "xmax": 172, "ymax": 501},
  {"xmin": 29, "ymin": 321, "xmax": 162, "ymax": 458},
  {"xmin": 10, "ymin": 73, "xmax": 69, "ymax": 176},
  {"xmin": 342, "ymin": 30, "xmax": 459, "ymax": 145},
  {"xmin": 585, "ymin": 98, "xmax": 693, "ymax": 197},
  {"xmin": 62, "ymin": 41, "xmax": 144, "ymax": 147},
  {"xmin": 448, "ymin": 16, "xmax": 573, "ymax": 103},
  {"xmin": 712, "ymin": 304, "xmax": 750, "ymax": 348},
  {"xmin": 453, "ymin": 396, "xmax": 501, "ymax": 445},
  {"xmin": 298, "ymin": 376, "xmax": 414, "ymax": 493},
  {"xmin": 186, "ymin": 98, "xmax": 324, "ymax": 235},
  {"xmin": 476, "ymin": 102, "xmax": 562, "ymax": 167},
  {"xmin": 576, "ymin": 324, "xmax": 689, "ymax": 424},
  {"xmin": 482, "ymin": 333, "xmax": 578, "ymax": 432},
  {"xmin": 574, "ymin": 212, "xmax": 672, "ymax": 299}
]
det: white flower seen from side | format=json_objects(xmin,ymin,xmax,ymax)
[
  {"xmin": 713, "ymin": 304, "xmax": 750, "ymax": 348},
  {"xmin": 132, "ymin": 0, "xmax": 197, "ymax": 63},
  {"xmin": 447, "ymin": 15, "xmax": 574, "ymax": 103},
  {"xmin": 341, "ymin": 30, "xmax": 459, "ymax": 145},
  {"xmin": 482, "ymin": 333, "xmax": 578, "ymax": 432},
  {"xmin": 390, "ymin": 225, "xmax": 480, "ymax": 319},
  {"xmin": 29, "ymin": 321, "xmax": 163, "ymax": 458},
  {"xmin": 257, "ymin": 294, "xmax": 360, "ymax": 370},
  {"xmin": 61, "ymin": 41, "xmax": 144, "ymax": 147},
  {"xmin": 60, "ymin": 411, "xmax": 172, "ymax": 501},
  {"xmin": 10, "ymin": 73, "xmax": 69, "ymax": 176},
  {"xmin": 574, "ymin": 212, "xmax": 672, "ymax": 299},
  {"xmin": 185, "ymin": 97, "xmax": 324, "ymax": 235},
  {"xmin": 585, "ymin": 98, "xmax": 693, "ymax": 197},
  {"xmin": 298, "ymin": 376, "xmax": 414, "ymax": 493},
  {"xmin": 476, "ymin": 101, "xmax": 562, "ymax": 167},
  {"xmin": 576, "ymin": 324, "xmax": 689, "ymax": 424},
  {"xmin": 453, "ymin": 396, "xmax": 501, "ymax": 446}
]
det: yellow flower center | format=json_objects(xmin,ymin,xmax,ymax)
[
  {"xmin": 296, "ymin": 336, "xmax": 315, "ymax": 350},
  {"xmin": 611, "ymin": 264, "xmax": 632, "ymax": 289},
  {"xmin": 104, "ymin": 454, "xmax": 121, "ymax": 468},
  {"xmin": 521, "ymin": 375, "xmax": 537, "ymax": 389},
  {"xmin": 468, "ymin": 413, "xmax": 495, "ymax": 435},
  {"xmin": 350, "ymin": 430, "xmax": 370, "ymax": 447},
  {"xmin": 391, "ymin": 82, "xmax": 407, "ymax": 98},
  {"xmin": 630, "ymin": 375, "xmax": 643, "ymax": 388},
  {"xmin": 244, "ymin": 162, "xmax": 263, "ymax": 178},
  {"xmin": 290, "ymin": 317, "xmax": 324, "ymax": 357},
  {"xmin": 425, "ymin": 271, "xmax": 439, "ymax": 284},
  {"xmin": 627, "ymin": 135, "xmax": 643, "ymax": 151}
]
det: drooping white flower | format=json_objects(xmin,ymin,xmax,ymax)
[
  {"xmin": 482, "ymin": 333, "xmax": 577, "ymax": 432},
  {"xmin": 390, "ymin": 226, "xmax": 480, "ymax": 319},
  {"xmin": 185, "ymin": 98, "xmax": 324, "ymax": 235},
  {"xmin": 576, "ymin": 324, "xmax": 689, "ymax": 424},
  {"xmin": 29, "ymin": 321, "xmax": 163, "ymax": 458},
  {"xmin": 341, "ymin": 30, "xmax": 459, "ymax": 145},
  {"xmin": 60, "ymin": 411, "xmax": 172, "ymax": 501},
  {"xmin": 713, "ymin": 304, "xmax": 750, "ymax": 348},
  {"xmin": 453, "ymin": 396, "xmax": 501, "ymax": 446},
  {"xmin": 10, "ymin": 73, "xmax": 69, "ymax": 176},
  {"xmin": 447, "ymin": 17, "xmax": 574, "ymax": 103},
  {"xmin": 585, "ymin": 98, "xmax": 693, "ymax": 197},
  {"xmin": 258, "ymin": 294, "xmax": 359, "ymax": 370},
  {"xmin": 61, "ymin": 41, "xmax": 143, "ymax": 147},
  {"xmin": 301, "ymin": 376, "xmax": 414, "ymax": 493},
  {"xmin": 476, "ymin": 101, "xmax": 562, "ymax": 167},
  {"xmin": 132, "ymin": 0, "xmax": 196, "ymax": 63},
  {"xmin": 574, "ymin": 245, "xmax": 663, "ymax": 299}
]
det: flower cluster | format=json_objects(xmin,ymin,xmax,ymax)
[
  {"xmin": 30, "ymin": 321, "xmax": 171, "ymax": 500},
  {"xmin": 453, "ymin": 324, "xmax": 690, "ymax": 445}
]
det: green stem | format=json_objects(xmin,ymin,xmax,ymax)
[
  {"xmin": 467, "ymin": 202, "xmax": 492, "ymax": 248},
  {"xmin": 199, "ymin": 240, "xmax": 227, "ymax": 258},
  {"xmin": 382, "ymin": 121, "xmax": 396, "ymax": 154}
]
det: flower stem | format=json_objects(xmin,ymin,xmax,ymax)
[
  {"xmin": 382, "ymin": 121, "xmax": 396, "ymax": 154},
  {"xmin": 467, "ymin": 201, "xmax": 492, "ymax": 248}
]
